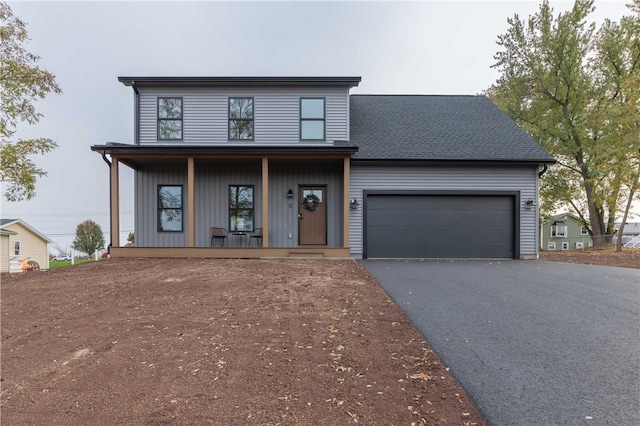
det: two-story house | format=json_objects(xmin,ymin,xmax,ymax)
[
  {"xmin": 91, "ymin": 76, "xmax": 555, "ymax": 259},
  {"xmin": 541, "ymin": 213, "xmax": 593, "ymax": 251}
]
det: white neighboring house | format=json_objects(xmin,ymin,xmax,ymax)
[
  {"xmin": 614, "ymin": 222, "xmax": 640, "ymax": 248},
  {"xmin": 0, "ymin": 219, "xmax": 52, "ymax": 272},
  {"xmin": 1, "ymin": 228, "xmax": 18, "ymax": 273}
]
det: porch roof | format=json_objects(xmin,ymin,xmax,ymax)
[{"xmin": 90, "ymin": 143, "xmax": 358, "ymax": 169}]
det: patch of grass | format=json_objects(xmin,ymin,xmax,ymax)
[{"xmin": 49, "ymin": 259, "xmax": 100, "ymax": 269}]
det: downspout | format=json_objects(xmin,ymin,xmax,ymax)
[
  {"xmin": 101, "ymin": 151, "xmax": 113, "ymax": 253},
  {"xmin": 132, "ymin": 81, "xmax": 140, "ymax": 145},
  {"xmin": 538, "ymin": 164, "xmax": 548, "ymax": 177}
]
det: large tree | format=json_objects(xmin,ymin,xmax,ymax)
[
  {"xmin": 0, "ymin": 2, "xmax": 61, "ymax": 201},
  {"xmin": 486, "ymin": 0, "xmax": 640, "ymax": 246},
  {"xmin": 72, "ymin": 220, "xmax": 105, "ymax": 256}
]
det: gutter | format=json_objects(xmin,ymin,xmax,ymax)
[
  {"xmin": 351, "ymin": 158, "xmax": 554, "ymax": 167},
  {"xmin": 100, "ymin": 151, "xmax": 113, "ymax": 253},
  {"xmin": 90, "ymin": 144, "xmax": 358, "ymax": 156}
]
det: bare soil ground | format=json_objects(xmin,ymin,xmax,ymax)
[
  {"xmin": 1, "ymin": 259, "xmax": 485, "ymax": 425},
  {"xmin": 539, "ymin": 246, "xmax": 640, "ymax": 269}
]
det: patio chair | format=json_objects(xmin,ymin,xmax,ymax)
[
  {"xmin": 250, "ymin": 227, "xmax": 263, "ymax": 247},
  {"xmin": 210, "ymin": 227, "xmax": 228, "ymax": 247}
]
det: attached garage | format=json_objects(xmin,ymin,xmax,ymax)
[
  {"xmin": 364, "ymin": 192, "xmax": 518, "ymax": 259},
  {"xmin": 347, "ymin": 95, "xmax": 556, "ymax": 259}
]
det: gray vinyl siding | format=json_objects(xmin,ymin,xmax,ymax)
[
  {"xmin": 138, "ymin": 87, "xmax": 349, "ymax": 145},
  {"xmin": 349, "ymin": 165, "xmax": 539, "ymax": 259},
  {"xmin": 195, "ymin": 162, "xmax": 263, "ymax": 247},
  {"xmin": 268, "ymin": 160, "xmax": 343, "ymax": 247},
  {"xmin": 135, "ymin": 168, "xmax": 188, "ymax": 247},
  {"xmin": 134, "ymin": 160, "xmax": 344, "ymax": 248}
]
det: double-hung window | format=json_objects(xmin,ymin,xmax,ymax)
[
  {"xmin": 300, "ymin": 98, "xmax": 325, "ymax": 140},
  {"xmin": 229, "ymin": 98, "xmax": 254, "ymax": 140},
  {"xmin": 14, "ymin": 241, "xmax": 20, "ymax": 256},
  {"xmin": 158, "ymin": 98, "xmax": 183, "ymax": 140},
  {"xmin": 580, "ymin": 226, "xmax": 589, "ymax": 235},
  {"xmin": 551, "ymin": 221, "xmax": 567, "ymax": 237},
  {"xmin": 229, "ymin": 185, "xmax": 254, "ymax": 232},
  {"xmin": 158, "ymin": 185, "xmax": 183, "ymax": 232}
]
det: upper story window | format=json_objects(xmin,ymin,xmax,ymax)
[
  {"xmin": 158, "ymin": 98, "xmax": 183, "ymax": 140},
  {"xmin": 158, "ymin": 185, "xmax": 183, "ymax": 232},
  {"xmin": 580, "ymin": 226, "xmax": 589, "ymax": 235},
  {"xmin": 229, "ymin": 98, "xmax": 254, "ymax": 140},
  {"xmin": 551, "ymin": 221, "xmax": 567, "ymax": 238},
  {"xmin": 300, "ymin": 98, "xmax": 325, "ymax": 140}
]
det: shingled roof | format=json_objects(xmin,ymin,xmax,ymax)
[{"xmin": 346, "ymin": 95, "xmax": 554, "ymax": 163}]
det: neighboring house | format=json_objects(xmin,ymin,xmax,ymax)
[
  {"xmin": 0, "ymin": 219, "xmax": 52, "ymax": 271},
  {"xmin": 613, "ymin": 222, "xmax": 640, "ymax": 248},
  {"xmin": 1, "ymin": 228, "xmax": 17, "ymax": 273},
  {"xmin": 91, "ymin": 76, "xmax": 554, "ymax": 259},
  {"xmin": 541, "ymin": 213, "xmax": 593, "ymax": 251}
]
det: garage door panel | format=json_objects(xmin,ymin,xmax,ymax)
[
  {"xmin": 365, "ymin": 194, "xmax": 515, "ymax": 258},
  {"xmin": 368, "ymin": 241, "xmax": 513, "ymax": 258},
  {"xmin": 368, "ymin": 225, "xmax": 511, "ymax": 243}
]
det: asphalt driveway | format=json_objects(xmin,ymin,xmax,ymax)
[{"xmin": 362, "ymin": 260, "xmax": 640, "ymax": 426}]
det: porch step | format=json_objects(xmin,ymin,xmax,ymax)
[{"xmin": 288, "ymin": 250, "xmax": 325, "ymax": 258}]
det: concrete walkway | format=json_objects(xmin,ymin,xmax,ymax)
[{"xmin": 363, "ymin": 260, "xmax": 640, "ymax": 425}]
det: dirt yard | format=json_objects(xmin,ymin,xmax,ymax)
[
  {"xmin": 539, "ymin": 246, "xmax": 640, "ymax": 269},
  {"xmin": 1, "ymin": 259, "xmax": 485, "ymax": 425}
]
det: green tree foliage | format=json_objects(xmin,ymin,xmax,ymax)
[
  {"xmin": 486, "ymin": 0, "xmax": 640, "ymax": 246},
  {"xmin": 0, "ymin": 2, "xmax": 61, "ymax": 201},
  {"xmin": 72, "ymin": 220, "xmax": 105, "ymax": 256}
]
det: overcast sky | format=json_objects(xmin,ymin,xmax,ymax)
[{"xmin": 1, "ymin": 0, "xmax": 632, "ymax": 251}]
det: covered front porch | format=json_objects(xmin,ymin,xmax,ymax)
[{"xmin": 92, "ymin": 144, "xmax": 357, "ymax": 258}]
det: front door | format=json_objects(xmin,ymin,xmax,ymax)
[{"xmin": 298, "ymin": 186, "xmax": 327, "ymax": 245}]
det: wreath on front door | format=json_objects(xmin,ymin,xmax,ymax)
[{"xmin": 302, "ymin": 193, "xmax": 321, "ymax": 212}]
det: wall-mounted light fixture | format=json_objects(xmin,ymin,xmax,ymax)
[
  {"xmin": 524, "ymin": 199, "xmax": 536, "ymax": 209},
  {"xmin": 287, "ymin": 188, "xmax": 294, "ymax": 209},
  {"xmin": 349, "ymin": 197, "xmax": 359, "ymax": 209}
]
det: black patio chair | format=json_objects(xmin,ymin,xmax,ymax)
[
  {"xmin": 210, "ymin": 227, "xmax": 228, "ymax": 247},
  {"xmin": 250, "ymin": 227, "xmax": 263, "ymax": 247}
]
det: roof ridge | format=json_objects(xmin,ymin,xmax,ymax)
[{"xmin": 351, "ymin": 94, "xmax": 482, "ymax": 98}]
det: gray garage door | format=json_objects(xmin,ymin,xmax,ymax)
[{"xmin": 365, "ymin": 194, "xmax": 515, "ymax": 258}]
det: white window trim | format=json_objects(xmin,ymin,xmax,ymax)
[
  {"xmin": 561, "ymin": 242, "xmax": 569, "ymax": 250},
  {"xmin": 551, "ymin": 225, "xmax": 567, "ymax": 238},
  {"xmin": 580, "ymin": 226, "xmax": 589, "ymax": 236},
  {"xmin": 575, "ymin": 242, "xmax": 584, "ymax": 249},
  {"xmin": 548, "ymin": 242, "xmax": 556, "ymax": 250}
]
